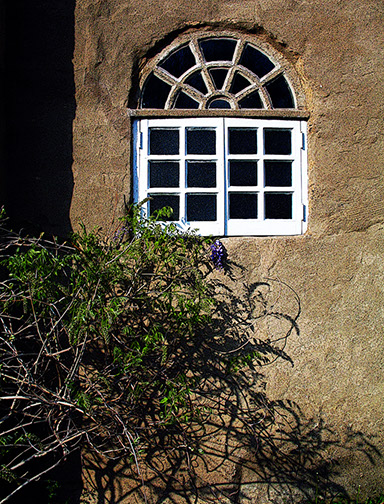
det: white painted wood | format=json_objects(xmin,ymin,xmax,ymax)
[{"xmin": 134, "ymin": 117, "xmax": 307, "ymax": 236}]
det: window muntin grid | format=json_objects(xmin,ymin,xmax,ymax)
[
  {"xmin": 134, "ymin": 118, "xmax": 307, "ymax": 236},
  {"xmin": 140, "ymin": 36, "xmax": 296, "ymax": 110}
]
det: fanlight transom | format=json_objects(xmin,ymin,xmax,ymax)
[{"xmin": 140, "ymin": 36, "xmax": 296, "ymax": 110}]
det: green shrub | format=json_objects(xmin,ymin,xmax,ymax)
[{"xmin": 0, "ymin": 206, "xmax": 217, "ymax": 502}]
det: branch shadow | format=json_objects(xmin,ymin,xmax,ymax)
[{"xmin": 82, "ymin": 266, "xmax": 382, "ymax": 504}]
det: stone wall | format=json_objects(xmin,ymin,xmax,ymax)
[{"xmin": 26, "ymin": 0, "xmax": 384, "ymax": 501}]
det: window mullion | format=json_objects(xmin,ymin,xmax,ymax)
[
  {"xmin": 180, "ymin": 126, "xmax": 186, "ymax": 223},
  {"xmin": 258, "ymin": 125, "xmax": 265, "ymax": 222},
  {"xmin": 216, "ymin": 117, "xmax": 225, "ymax": 236}
]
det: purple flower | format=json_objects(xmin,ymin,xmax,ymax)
[
  {"xmin": 210, "ymin": 240, "xmax": 225, "ymax": 270},
  {"xmin": 113, "ymin": 225, "xmax": 130, "ymax": 243}
]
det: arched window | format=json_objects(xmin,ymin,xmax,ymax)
[
  {"xmin": 131, "ymin": 33, "xmax": 308, "ymax": 236},
  {"xmin": 140, "ymin": 36, "xmax": 296, "ymax": 110}
]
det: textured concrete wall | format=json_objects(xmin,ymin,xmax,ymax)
[{"xmin": 72, "ymin": 1, "xmax": 384, "ymax": 502}]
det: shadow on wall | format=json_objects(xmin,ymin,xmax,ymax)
[
  {"xmin": 82, "ymin": 268, "xmax": 382, "ymax": 504},
  {"xmin": 4, "ymin": 0, "xmax": 75, "ymax": 237}
]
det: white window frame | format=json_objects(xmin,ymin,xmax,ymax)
[{"xmin": 133, "ymin": 117, "xmax": 307, "ymax": 236}]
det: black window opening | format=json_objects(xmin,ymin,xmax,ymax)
[{"xmin": 149, "ymin": 128, "xmax": 179, "ymax": 155}]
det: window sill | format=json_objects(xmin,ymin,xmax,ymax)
[{"xmin": 128, "ymin": 109, "xmax": 310, "ymax": 120}]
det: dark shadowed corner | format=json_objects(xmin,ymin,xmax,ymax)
[
  {"xmin": 2, "ymin": 2, "xmax": 79, "ymax": 499},
  {"xmin": 3, "ymin": 0, "xmax": 76, "ymax": 237}
]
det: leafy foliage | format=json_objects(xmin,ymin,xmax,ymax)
[
  {"xmin": 0, "ymin": 206, "xmax": 216, "ymax": 502},
  {"xmin": 1, "ymin": 207, "xmax": 379, "ymax": 504}
]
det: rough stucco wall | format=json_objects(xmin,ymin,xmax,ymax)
[
  {"xmin": 72, "ymin": 0, "xmax": 384, "ymax": 502},
  {"xmin": 226, "ymin": 226, "xmax": 384, "ymax": 500}
]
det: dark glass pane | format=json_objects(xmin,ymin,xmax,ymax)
[
  {"xmin": 186, "ymin": 194, "xmax": 217, "ymax": 221},
  {"xmin": 239, "ymin": 44, "xmax": 275, "ymax": 78},
  {"xmin": 264, "ymin": 161, "xmax": 292, "ymax": 186},
  {"xmin": 229, "ymin": 193, "xmax": 258, "ymax": 219},
  {"xmin": 264, "ymin": 129, "xmax": 291, "ymax": 155},
  {"xmin": 238, "ymin": 91, "xmax": 263, "ymax": 109},
  {"xmin": 265, "ymin": 193, "xmax": 292, "ymax": 219},
  {"xmin": 187, "ymin": 162, "xmax": 216, "ymax": 187},
  {"xmin": 141, "ymin": 74, "xmax": 171, "ymax": 109},
  {"xmin": 149, "ymin": 128, "xmax": 179, "ymax": 155},
  {"xmin": 208, "ymin": 98, "xmax": 231, "ymax": 109},
  {"xmin": 149, "ymin": 161, "xmax": 179, "ymax": 188},
  {"xmin": 185, "ymin": 71, "xmax": 208, "ymax": 94},
  {"xmin": 200, "ymin": 38, "xmax": 237, "ymax": 62},
  {"xmin": 209, "ymin": 69, "xmax": 228, "ymax": 90},
  {"xmin": 230, "ymin": 72, "xmax": 251, "ymax": 94},
  {"xmin": 265, "ymin": 75, "xmax": 294, "ymax": 108},
  {"xmin": 159, "ymin": 45, "xmax": 196, "ymax": 78},
  {"xmin": 229, "ymin": 128, "xmax": 257, "ymax": 154},
  {"xmin": 186, "ymin": 129, "xmax": 216, "ymax": 154},
  {"xmin": 149, "ymin": 194, "xmax": 179, "ymax": 220},
  {"xmin": 174, "ymin": 91, "xmax": 199, "ymax": 109},
  {"xmin": 229, "ymin": 161, "xmax": 257, "ymax": 186}
]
